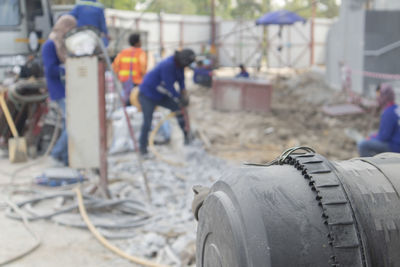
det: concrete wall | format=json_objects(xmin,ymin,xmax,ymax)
[
  {"xmin": 326, "ymin": 1, "xmax": 365, "ymax": 94},
  {"xmin": 326, "ymin": 0, "xmax": 400, "ymax": 96},
  {"xmin": 325, "ymin": 21, "xmax": 341, "ymax": 90},
  {"xmin": 364, "ymin": 10, "xmax": 400, "ymax": 97},
  {"xmin": 343, "ymin": 3, "xmax": 366, "ymax": 95}
]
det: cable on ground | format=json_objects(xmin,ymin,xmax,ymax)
[
  {"xmin": 74, "ymin": 187, "xmax": 171, "ymax": 267},
  {"xmin": 0, "ymin": 198, "xmax": 41, "ymax": 266}
]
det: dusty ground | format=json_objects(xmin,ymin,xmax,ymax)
[
  {"xmin": 0, "ymin": 68, "xmax": 380, "ymax": 266},
  {"xmin": 189, "ymin": 68, "xmax": 379, "ymax": 163},
  {"xmin": 0, "ymin": 159, "xmax": 136, "ymax": 267}
]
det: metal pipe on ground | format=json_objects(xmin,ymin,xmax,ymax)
[{"xmin": 195, "ymin": 150, "xmax": 400, "ymax": 267}]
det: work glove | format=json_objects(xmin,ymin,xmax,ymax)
[{"xmin": 179, "ymin": 90, "xmax": 190, "ymax": 107}]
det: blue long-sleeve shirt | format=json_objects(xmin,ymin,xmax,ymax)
[
  {"xmin": 139, "ymin": 56, "xmax": 185, "ymax": 101},
  {"xmin": 70, "ymin": 0, "xmax": 108, "ymax": 35},
  {"xmin": 374, "ymin": 104, "xmax": 400, "ymax": 152},
  {"xmin": 236, "ymin": 71, "xmax": 249, "ymax": 78},
  {"xmin": 42, "ymin": 40, "xmax": 65, "ymax": 100},
  {"xmin": 193, "ymin": 67, "xmax": 211, "ymax": 83}
]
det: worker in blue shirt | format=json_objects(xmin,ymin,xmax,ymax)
[
  {"xmin": 138, "ymin": 49, "xmax": 196, "ymax": 155},
  {"xmin": 358, "ymin": 83, "xmax": 400, "ymax": 156},
  {"xmin": 236, "ymin": 64, "xmax": 249, "ymax": 78},
  {"xmin": 70, "ymin": 0, "xmax": 109, "ymax": 46},
  {"xmin": 42, "ymin": 15, "xmax": 77, "ymax": 166},
  {"xmin": 193, "ymin": 60, "xmax": 212, "ymax": 87}
]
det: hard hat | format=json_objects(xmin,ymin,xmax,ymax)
[{"xmin": 175, "ymin": 49, "xmax": 196, "ymax": 68}]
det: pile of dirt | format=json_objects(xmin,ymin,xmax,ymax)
[{"xmin": 188, "ymin": 70, "xmax": 379, "ymax": 163}]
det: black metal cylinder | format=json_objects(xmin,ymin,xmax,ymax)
[{"xmin": 196, "ymin": 153, "xmax": 400, "ymax": 267}]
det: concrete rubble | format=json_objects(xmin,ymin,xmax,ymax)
[
  {"xmin": 107, "ymin": 142, "xmax": 229, "ymax": 266},
  {"xmin": 0, "ymin": 134, "xmax": 230, "ymax": 266},
  {"xmin": 0, "ymin": 69, "xmax": 383, "ymax": 266}
]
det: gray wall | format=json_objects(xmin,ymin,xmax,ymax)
[
  {"xmin": 325, "ymin": 21, "xmax": 341, "ymax": 89},
  {"xmin": 373, "ymin": 0, "xmax": 400, "ymax": 10},
  {"xmin": 325, "ymin": 1, "xmax": 365, "ymax": 94},
  {"xmin": 326, "ymin": 0, "xmax": 400, "ymax": 96},
  {"xmin": 363, "ymin": 10, "xmax": 400, "ymax": 97}
]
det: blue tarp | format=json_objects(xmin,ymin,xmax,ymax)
[{"xmin": 256, "ymin": 10, "xmax": 306, "ymax": 26}]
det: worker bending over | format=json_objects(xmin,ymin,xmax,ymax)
[
  {"xmin": 70, "ymin": 0, "xmax": 109, "ymax": 46},
  {"xmin": 358, "ymin": 83, "xmax": 400, "ymax": 157},
  {"xmin": 42, "ymin": 15, "xmax": 77, "ymax": 166},
  {"xmin": 112, "ymin": 33, "xmax": 147, "ymax": 105},
  {"xmin": 138, "ymin": 49, "xmax": 195, "ymax": 155}
]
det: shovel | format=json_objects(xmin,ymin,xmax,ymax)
[{"xmin": 0, "ymin": 91, "xmax": 27, "ymax": 163}]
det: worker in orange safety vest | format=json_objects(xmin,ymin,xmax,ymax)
[{"xmin": 112, "ymin": 33, "xmax": 147, "ymax": 105}]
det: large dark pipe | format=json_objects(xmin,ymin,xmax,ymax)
[{"xmin": 195, "ymin": 151, "xmax": 400, "ymax": 267}]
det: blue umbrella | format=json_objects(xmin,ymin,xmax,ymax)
[{"xmin": 256, "ymin": 10, "xmax": 306, "ymax": 25}]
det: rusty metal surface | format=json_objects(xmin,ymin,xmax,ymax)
[
  {"xmin": 98, "ymin": 61, "xmax": 109, "ymax": 197},
  {"xmin": 212, "ymin": 78, "xmax": 273, "ymax": 113}
]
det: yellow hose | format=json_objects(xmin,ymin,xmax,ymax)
[
  {"xmin": 148, "ymin": 112, "xmax": 184, "ymax": 167},
  {"xmin": 74, "ymin": 188, "xmax": 171, "ymax": 267}
]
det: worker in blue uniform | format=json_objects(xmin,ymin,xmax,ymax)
[
  {"xmin": 358, "ymin": 83, "xmax": 400, "ymax": 156},
  {"xmin": 70, "ymin": 0, "xmax": 109, "ymax": 46},
  {"xmin": 42, "ymin": 15, "xmax": 77, "ymax": 166},
  {"xmin": 193, "ymin": 60, "xmax": 212, "ymax": 87},
  {"xmin": 236, "ymin": 64, "xmax": 249, "ymax": 78},
  {"xmin": 138, "ymin": 49, "xmax": 196, "ymax": 155}
]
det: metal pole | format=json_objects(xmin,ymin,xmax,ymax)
[
  {"xmin": 288, "ymin": 26, "xmax": 291, "ymax": 67},
  {"xmin": 239, "ymin": 18, "xmax": 243, "ymax": 65},
  {"xmin": 180, "ymin": 20, "xmax": 184, "ymax": 49},
  {"xmin": 97, "ymin": 37, "xmax": 152, "ymax": 202},
  {"xmin": 159, "ymin": 12, "xmax": 164, "ymax": 57},
  {"xmin": 135, "ymin": 18, "xmax": 140, "ymax": 30},
  {"xmin": 310, "ymin": 0, "xmax": 316, "ymax": 66},
  {"xmin": 210, "ymin": 0, "xmax": 217, "ymax": 64},
  {"xmin": 211, "ymin": 0, "xmax": 216, "ymax": 46},
  {"xmin": 98, "ymin": 60, "xmax": 109, "ymax": 198},
  {"xmin": 262, "ymin": 0, "xmax": 271, "ymax": 69}
]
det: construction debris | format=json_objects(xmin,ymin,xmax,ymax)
[
  {"xmin": 1, "ymin": 139, "xmax": 228, "ymax": 266},
  {"xmin": 0, "ymin": 69, "xmax": 382, "ymax": 266},
  {"xmin": 190, "ymin": 69, "xmax": 380, "ymax": 162}
]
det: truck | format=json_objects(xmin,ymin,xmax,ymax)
[{"xmin": 0, "ymin": 0, "xmax": 53, "ymax": 80}]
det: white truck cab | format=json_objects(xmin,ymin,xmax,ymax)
[{"xmin": 0, "ymin": 0, "xmax": 53, "ymax": 80}]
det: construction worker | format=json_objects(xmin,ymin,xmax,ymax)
[
  {"xmin": 358, "ymin": 83, "xmax": 400, "ymax": 157},
  {"xmin": 42, "ymin": 15, "xmax": 77, "ymax": 166},
  {"xmin": 138, "ymin": 49, "xmax": 196, "ymax": 155},
  {"xmin": 70, "ymin": 0, "xmax": 109, "ymax": 46},
  {"xmin": 112, "ymin": 33, "xmax": 147, "ymax": 105},
  {"xmin": 192, "ymin": 60, "xmax": 212, "ymax": 87},
  {"xmin": 236, "ymin": 64, "xmax": 249, "ymax": 78}
]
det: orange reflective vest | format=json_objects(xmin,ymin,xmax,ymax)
[{"xmin": 112, "ymin": 47, "xmax": 146, "ymax": 85}]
